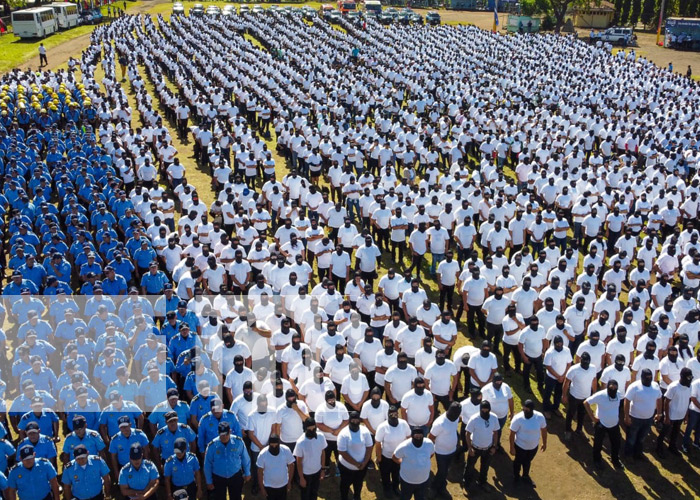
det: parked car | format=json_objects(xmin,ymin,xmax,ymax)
[
  {"xmin": 80, "ymin": 8, "xmax": 102, "ymax": 25},
  {"xmin": 205, "ymin": 5, "xmax": 221, "ymax": 16},
  {"xmin": 599, "ymin": 26, "xmax": 635, "ymax": 45},
  {"xmin": 172, "ymin": 2, "xmax": 185, "ymax": 16},
  {"xmin": 239, "ymin": 5, "xmax": 250, "ymax": 13},
  {"xmin": 411, "ymin": 13, "xmax": 423, "ymax": 24},
  {"xmin": 426, "ymin": 11, "xmax": 441, "ymax": 25},
  {"xmin": 189, "ymin": 3, "xmax": 204, "ymax": 16},
  {"xmin": 222, "ymin": 5, "xmax": 235, "ymax": 16},
  {"xmin": 252, "ymin": 4, "xmax": 264, "ymax": 13},
  {"xmin": 302, "ymin": 6, "xmax": 316, "ymax": 19},
  {"xmin": 378, "ymin": 11, "xmax": 394, "ymax": 24},
  {"xmin": 347, "ymin": 10, "xmax": 361, "ymax": 21}
]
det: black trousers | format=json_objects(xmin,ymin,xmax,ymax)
[
  {"xmin": 593, "ymin": 422, "xmax": 621, "ymax": 463},
  {"xmin": 522, "ymin": 354, "xmax": 544, "ymax": 389},
  {"xmin": 266, "ymin": 486, "xmax": 287, "ymax": 500},
  {"xmin": 407, "ymin": 253, "xmax": 425, "ymax": 278},
  {"xmin": 338, "ymin": 463, "xmax": 367, "ymax": 500},
  {"xmin": 323, "ymin": 440, "xmax": 339, "ymax": 468},
  {"xmin": 439, "ymin": 284, "xmax": 455, "ymax": 310},
  {"xmin": 211, "ymin": 472, "xmax": 243, "ymax": 500},
  {"xmin": 379, "ymin": 455, "xmax": 400, "ymax": 491},
  {"xmin": 657, "ymin": 418, "xmax": 683, "ymax": 452},
  {"xmin": 466, "ymin": 304, "xmax": 485, "ymax": 338},
  {"xmin": 486, "ymin": 322, "xmax": 504, "ymax": 354},
  {"xmin": 502, "ymin": 342, "xmax": 521, "ymax": 373},
  {"xmin": 463, "ymin": 448, "xmax": 492, "ymax": 485},
  {"xmin": 400, "ymin": 479, "xmax": 428, "ymax": 500},
  {"xmin": 300, "ymin": 471, "xmax": 321, "ymax": 500},
  {"xmin": 565, "ymin": 394, "xmax": 586, "ymax": 432},
  {"xmin": 513, "ymin": 444, "xmax": 537, "ymax": 478}
]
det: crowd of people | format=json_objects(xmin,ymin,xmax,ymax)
[{"xmin": 0, "ymin": 7, "xmax": 698, "ymax": 500}]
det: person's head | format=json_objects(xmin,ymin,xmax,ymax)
[
  {"xmin": 479, "ymin": 400, "xmax": 491, "ymax": 420},
  {"xmin": 411, "ymin": 426, "xmax": 425, "ymax": 447},
  {"xmin": 523, "ymin": 399, "xmax": 535, "ymax": 419}
]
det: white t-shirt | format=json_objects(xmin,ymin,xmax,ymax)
[
  {"xmin": 664, "ymin": 380, "xmax": 691, "ymax": 421},
  {"xmin": 429, "ymin": 413, "xmax": 459, "ymax": 455},
  {"xmin": 566, "ymin": 364, "xmax": 597, "ymax": 400},
  {"xmin": 481, "ymin": 382, "xmax": 513, "ymax": 419},
  {"xmin": 393, "ymin": 438, "xmax": 435, "ymax": 485},
  {"xmin": 384, "ymin": 365, "xmax": 418, "ymax": 401},
  {"xmin": 424, "ymin": 361, "xmax": 458, "ymax": 397},
  {"xmin": 400, "ymin": 390, "xmax": 434, "ymax": 427},
  {"xmin": 467, "ymin": 353, "xmax": 498, "ymax": 386},
  {"xmin": 341, "ymin": 374, "xmax": 370, "ymax": 405},
  {"xmin": 509, "ymin": 411, "xmax": 547, "ymax": 450},
  {"xmin": 359, "ymin": 399, "xmax": 389, "ymax": 432},
  {"xmin": 585, "ymin": 390, "xmax": 623, "ymax": 428},
  {"xmin": 466, "ymin": 413, "xmax": 500, "ymax": 449},
  {"xmin": 314, "ymin": 403, "xmax": 349, "ymax": 442},
  {"xmin": 337, "ymin": 425, "xmax": 373, "ymax": 470},
  {"xmin": 256, "ymin": 445, "xmax": 295, "ymax": 488},
  {"xmin": 293, "ymin": 434, "xmax": 328, "ymax": 475},
  {"xmin": 375, "ymin": 419, "xmax": 411, "ymax": 458},
  {"xmin": 624, "ymin": 381, "xmax": 662, "ymax": 419}
]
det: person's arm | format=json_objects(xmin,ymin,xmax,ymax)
[
  {"xmin": 296, "ymin": 456, "xmax": 306, "ymax": 487},
  {"xmin": 562, "ymin": 377, "xmax": 572, "ymax": 405},
  {"xmin": 584, "ymin": 399, "xmax": 598, "ymax": 424},
  {"xmin": 540, "ymin": 425, "xmax": 547, "ymax": 451},
  {"xmin": 623, "ymin": 398, "xmax": 632, "ymax": 426}
]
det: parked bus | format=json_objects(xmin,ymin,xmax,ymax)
[
  {"xmin": 50, "ymin": 2, "xmax": 80, "ymax": 29},
  {"xmin": 11, "ymin": 7, "xmax": 58, "ymax": 38},
  {"xmin": 364, "ymin": 0, "xmax": 382, "ymax": 14},
  {"xmin": 337, "ymin": 1, "xmax": 356, "ymax": 14}
]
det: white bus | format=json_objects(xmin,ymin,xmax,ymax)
[
  {"xmin": 11, "ymin": 7, "xmax": 58, "ymax": 38},
  {"xmin": 51, "ymin": 2, "xmax": 80, "ymax": 29}
]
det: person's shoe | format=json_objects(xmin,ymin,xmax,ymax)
[
  {"xmin": 522, "ymin": 476, "xmax": 537, "ymax": 488},
  {"xmin": 383, "ymin": 487, "xmax": 394, "ymax": 498},
  {"xmin": 681, "ymin": 445, "xmax": 690, "ymax": 454}
]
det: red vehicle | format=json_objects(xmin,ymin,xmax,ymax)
[{"xmin": 337, "ymin": 1, "xmax": 356, "ymax": 14}]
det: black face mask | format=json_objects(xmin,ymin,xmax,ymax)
[
  {"xmin": 286, "ymin": 398, "xmax": 296, "ymax": 408},
  {"xmin": 365, "ymin": 335, "xmax": 373, "ymax": 344},
  {"xmin": 523, "ymin": 408, "xmax": 533, "ymax": 419},
  {"xmin": 590, "ymin": 338, "xmax": 599, "ymax": 346},
  {"xmin": 415, "ymin": 385, "xmax": 425, "ymax": 396},
  {"xmin": 269, "ymin": 445, "xmax": 280, "ymax": 456},
  {"xmin": 234, "ymin": 364, "xmax": 244, "ymax": 374},
  {"xmin": 275, "ymin": 388, "xmax": 283, "ymax": 398},
  {"xmin": 581, "ymin": 359, "xmax": 590, "ymax": 370},
  {"xmin": 668, "ymin": 352, "xmax": 678, "ymax": 362},
  {"xmin": 243, "ymin": 391, "xmax": 253, "ymax": 402},
  {"xmin": 397, "ymin": 360, "xmax": 407, "ymax": 369},
  {"xmin": 644, "ymin": 349, "xmax": 655, "ymax": 360},
  {"xmin": 388, "ymin": 416, "xmax": 399, "ymax": 427},
  {"xmin": 412, "ymin": 437, "xmax": 423, "ymax": 448},
  {"xmin": 480, "ymin": 410, "xmax": 490, "ymax": 420},
  {"xmin": 436, "ymin": 356, "xmax": 445, "ymax": 366},
  {"xmin": 371, "ymin": 398, "xmax": 381, "ymax": 408},
  {"xmin": 641, "ymin": 375, "xmax": 652, "ymax": 387},
  {"xmin": 481, "ymin": 349, "xmax": 490, "ymax": 358},
  {"xmin": 554, "ymin": 344, "xmax": 563, "ymax": 352},
  {"xmin": 607, "ymin": 388, "xmax": 617, "ymax": 399},
  {"xmin": 305, "ymin": 429, "xmax": 317, "ymax": 439},
  {"xmin": 681, "ymin": 374, "xmax": 693, "ymax": 387},
  {"xmin": 349, "ymin": 422, "xmax": 360, "ymax": 432}
]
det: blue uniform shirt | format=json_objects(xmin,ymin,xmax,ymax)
[
  {"xmin": 163, "ymin": 451, "xmax": 200, "ymax": 487},
  {"xmin": 152, "ymin": 424, "xmax": 197, "ymax": 458},
  {"xmin": 62, "ymin": 430, "xmax": 106, "ymax": 457},
  {"xmin": 203, "ymin": 435, "xmax": 251, "ymax": 484},
  {"xmin": 99, "ymin": 401, "xmax": 143, "ymax": 437},
  {"xmin": 147, "ymin": 400, "xmax": 191, "ymax": 430},
  {"xmin": 0, "ymin": 439, "xmax": 16, "ymax": 473},
  {"xmin": 118, "ymin": 459, "xmax": 159, "ymax": 491},
  {"xmin": 66, "ymin": 399, "xmax": 102, "ymax": 431},
  {"xmin": 62, "ymin": 455, "xmax": 110, "ymax": 499},
  {"xmin": 188, "ymin": 394, "xmax": 216, "ymax": 423},
  {"xmin": 15, "ymin": 435, "xmax": 57, "ymax": 461},
  {"xmin": 198, "ymin": 410, "xmax": 242, "ymax": 448},
  {"xmin": 8, "ymin": 458, "xmax": 57, "ymax": 499},
  {"xmin": 106, "ymin": 379, "xmax": 139, "ymax": 403},
  {"xmin": 18, "ymin": 410, "xmax": 59, "ymax": 437},
  {"xmin": 108, "ymin": 429, "xmax": 150, "ymax": 466}
]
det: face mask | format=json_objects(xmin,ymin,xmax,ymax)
[
  {"xmin": 269, "ymin": 445, "xmax": 280, "ymax": 456},
  {"xmin": 530, "ymin": 324, "xmax": 539, "ymax": 331},
  {"xmin": 275, "ymin": 388, "xmax": 283, "ymax": 398},
  {"xmin": 644, "ymin": 349, "xmax": 655, "ymax": 360},
  {"xmin": 305, "ymin": 429, "xmax": 317, "ymax": 439},
  {"xmin": 523, "ymin": 408, "xmax": 533, "ymax": 419},
  {"xmin": 581, "ymin": 359, "xmax": 590, "ymax": 370},
  {"xmin": 436, "ymin": 356, "xmax": 445, "ymax": 366},
  {"xmin": 349, "ymin": 421, "xmax": 360, "ymax": 432},
  {"xmin": 590, "ymin": 338, "xmax": 599, "ymax": 346},
  {"xmin": 480, "ymin": 410, "xmax": 490, "ymax": 420},
  {"xmin": 388, "ymin": 416, "xmax": 399, "ymax": 427},
  {"xmin": 415, "ymin": 385, "xmax": 425, "ymax": 396},
  {"xmin": 607, "ymin": 388, "xmax": 617, "ymax": 399},
  {"xmin": 481, "ymin": 349, "xmax": 490, "ymax": 358},
  {"xmin": 371, "ymin": 399, "xmax": 381, "ymax": 408},
  {"xmin": 641, "ymin": 375, "xmax": 652, "ymax": 387},
  {"xmin": 234, "ymin": 364, "xmax": 244, "ymax": 374},
  {"xmin": 681, "ymin": 374, "xmax": 693, "ymax": 387},
  {"xmin": 668, "ymin": 352, "xmax": 678, "ymax": 362},
  {"xmin": 554, "ymin": 344, "xmax": 563, "ymax": 352},
  {"xmin": 286, "ymin": 398, "xmax": 296, "ymax": 408},
  {"xmin": 397, "ymin": 360, "xmax": 407, "ymax": 369},
  {"xmin": 243, "ymin": 391, "xmax": 253, "ymax": 402},
  {"xmin": 412, "ymin": 437, "xmax": 423, "ymax": 448}
]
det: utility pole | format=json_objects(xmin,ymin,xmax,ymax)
[{"xmin": 656, "ymin": 0, "xmax": 666, "ymax": 45}]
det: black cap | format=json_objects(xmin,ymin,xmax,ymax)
[
  {"xmin": 19, "ymin": 445, "xmax": 35, "ymax": 460},
  {"xmin": 73, "ymin": 444, "xmax": 88, "ymax": 458},
  {"xmin": 218, "ymin": 421, "xmax": 230, "ymax": 434},
  {"xmin": 25, "ymin": 422, "xmax": 40, "ymax": 433},
  {"xmin": 173, "ymin": 490, "xmax": 189, "ymax": 500},
  {"xmin": 173, "ymin": 437, "xmax": 187, "ymax": 453},
  {"xmin": 167, "ymin": 387, "xmax": 179, "ymax": 399},
  {"xmin": 130, "ymin": 443, "xmax": 144, "ymax": 459},
  {"xmin": 72, "ymin": 415, "xmax": 87, "ymax": 429},
  {"xmin": 118, "ymin": 415, "xmax": 131, "ymax": 428}
]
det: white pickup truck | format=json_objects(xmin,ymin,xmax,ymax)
[{"xmin": 598, "ymin": 27, "xmax": 635, "ymax": 45}]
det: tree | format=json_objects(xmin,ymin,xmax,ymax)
[
  {"xmin": 629, "ymin": 0, "xmax": 642, "ymax": 25},
  {"xmin": 546, "ymin": 0, "xmax": 591, "ymax": 32},
  {"xmin": 612, "ymin": 0, "xmax": 624, "ymax": 24},
  {"xmin": 640, "ymin": 0, "xmax": 656, "ymax": 26},
  {"xmin": 620, "ymin": 0, "xmax": 632, "ymax": 24}
]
